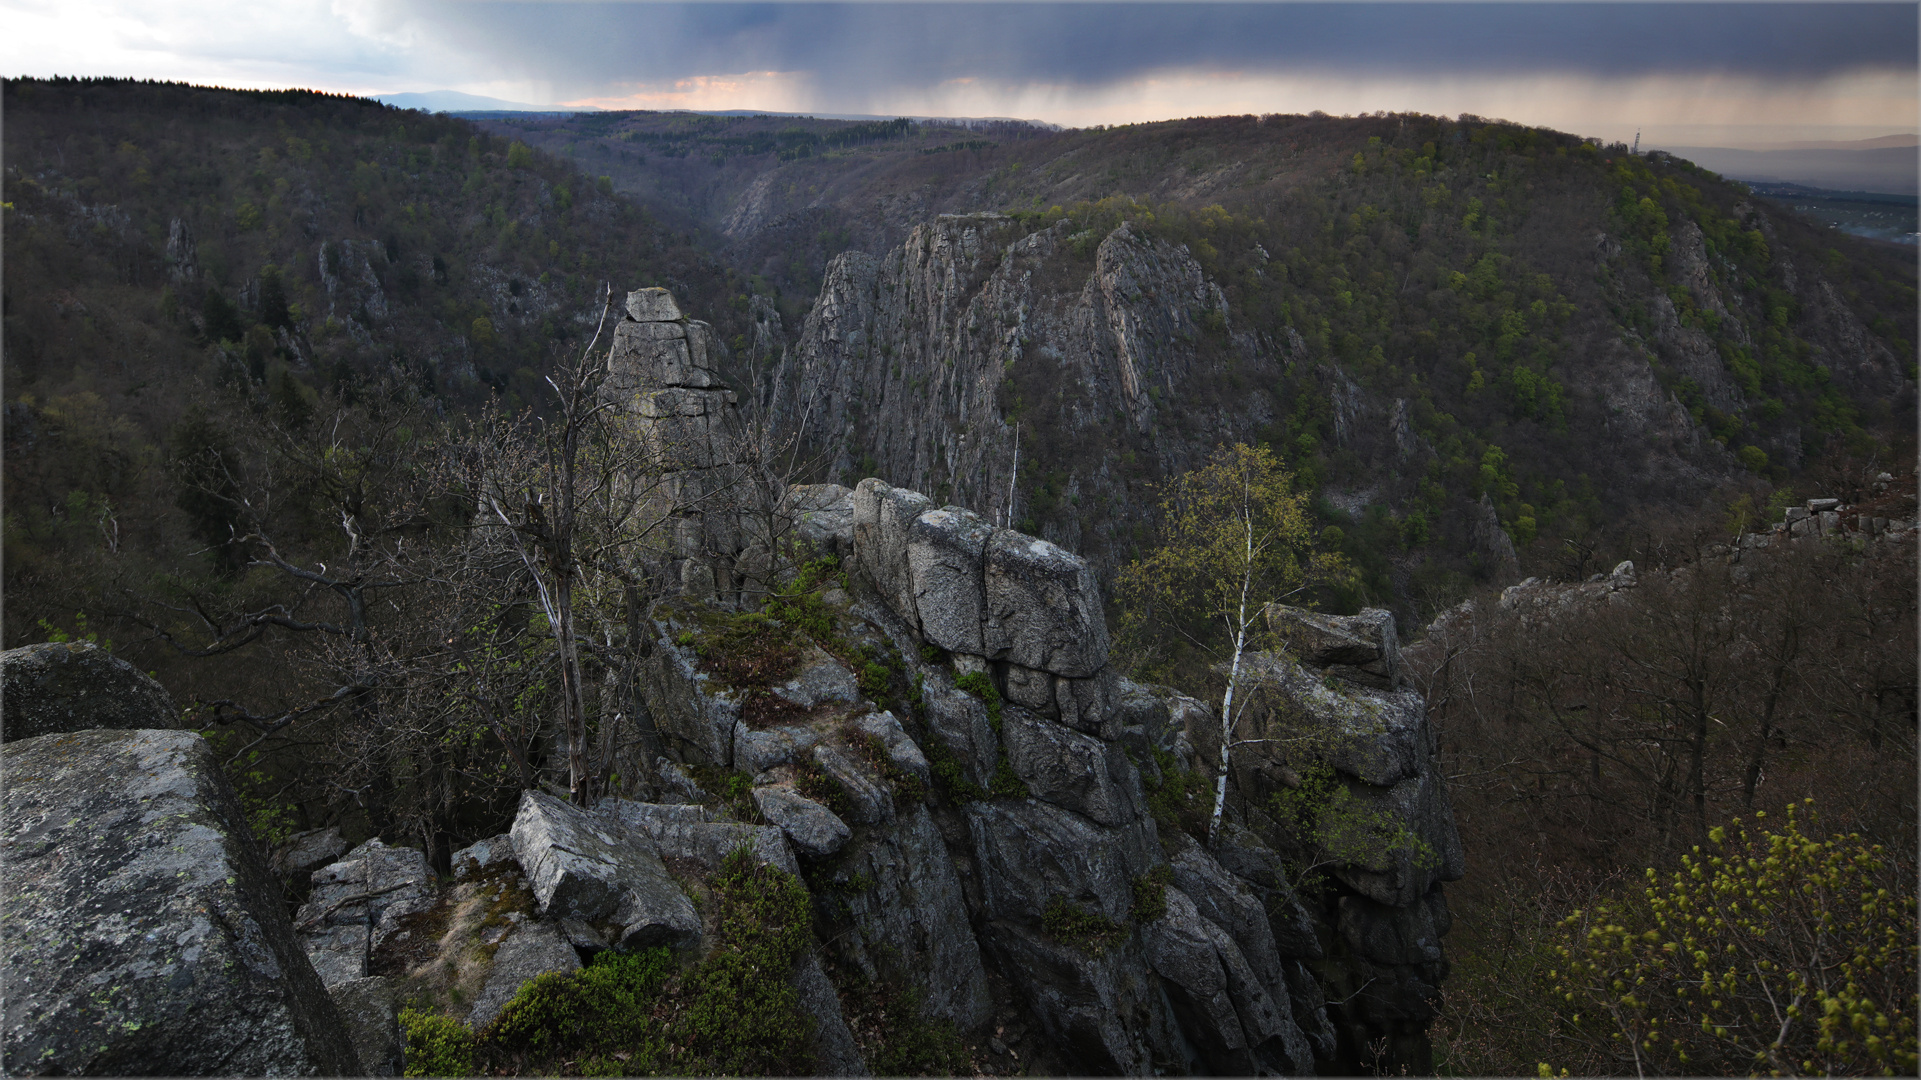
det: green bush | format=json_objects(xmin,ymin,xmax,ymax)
[
  {"xmin": 1131, "ymin": 865, "xmax": 1175, "ymax": 921},
  {"xmin": 1042, "ymin": 895, "xmax": 1128, "ymax": 954},
  {"xmin": 1544, "ymin": 802, "xmax": 1917, "ymax": 1076},
  {"xmin": 400, "ymin": 1007, "xmax": 476, "ymax": 1078},
  {"xmin": 953, "ymin": 671, "xmax": 1002, "ymax": 732},
  {"xmin": 462, "ymin": 847, "xmax": 817, "ymax": 1076}
]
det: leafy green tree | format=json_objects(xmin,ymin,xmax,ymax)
[
  {"xmin": 1544, "ymin": 802, "xmax": 1916, "ymax": 1077},
  {"xmin": 1118, "ymin": 443, "xmax": 1345, "ymax": 842}
]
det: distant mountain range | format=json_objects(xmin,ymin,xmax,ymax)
[
  {"xmin": 374, "ymin": 90, "xmax": 596, "ymax": 113},
  {"xmin": 1653, "ymin": 135, "xmax": 1918, "ymax": 196}
]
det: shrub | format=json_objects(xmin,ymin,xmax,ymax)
[
  {"xmin": 1131, "ymin": 865, "xmax": 1175, "ymax": 921},
  {"xmin": 953, "ymin": 671, "xmax": 1002, "ymax": 732},
  {"xmin": 469, "ymin": 847, "xmax": 817, "ymax": 1076},
  {"xmin": 1042, "ymin": 895, "xmax": 1128, "ymax": 955},
  {"xmin": 400, "ymin": 1007, "xmax": 476, "ymax": 1078},
  {"xmin": 1544, "ymin": 802, "xmax": 1917, "ymax": 1077}
]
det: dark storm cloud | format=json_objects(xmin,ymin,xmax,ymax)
[{"xmin": 404, "ymin": 2, "xmax": 1917, "ymax": 98}]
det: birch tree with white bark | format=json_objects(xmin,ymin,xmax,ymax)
[{"xmin": 1117, "ymin": 443, "xmax": 1347, "ymax": 844}]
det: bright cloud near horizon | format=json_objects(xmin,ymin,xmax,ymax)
[{"xmin": 4, "ymin": 1, "xmax": 1915, "ymax": 148}]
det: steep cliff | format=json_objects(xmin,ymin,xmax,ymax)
[{"xmin": 752, "ymin": 120, "xmax": 1915, "ymax": 610}]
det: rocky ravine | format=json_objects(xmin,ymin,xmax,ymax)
[
  {"xmin": 3, "ymin": 288, "xmax": 1464, "ymax": 1077},
  {"xmin": 761, "ymin": 207, "xmax": 1913, "ymax": 589}
]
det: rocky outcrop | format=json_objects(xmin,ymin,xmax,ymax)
[
  {"xmin": 2, "ymin": 641, "xmax": 182, "ymax": 742},
  {"xmin": 2, "ymin": 729, "xmax": 360, "ymax": 1075},
  {"xmin": 605, "ymin": 285, "xmax": 746, "ymax": 597},
  {"xmin": 624, "ymin": 437, "xmax": 1464, "ymax": 1073}
]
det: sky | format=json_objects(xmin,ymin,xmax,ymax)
[{"xmin": 4, "ymin": 1, "xmax": 1916, "ymax": 148}]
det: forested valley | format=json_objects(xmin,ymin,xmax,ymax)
[{"xmin": 3, "ymin": 77, "xmax": 1914, "ymax": 1076}]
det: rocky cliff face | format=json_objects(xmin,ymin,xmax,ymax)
[{"xmin": 769, "ymin": 213, "xmax": 1275, "ymax": 578}]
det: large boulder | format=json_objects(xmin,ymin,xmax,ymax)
[
  {"xmin": 329, "ymin": 976, "xmax": 403, "ymax": 1076},
  {"xmin": 907, "ymin": 505, "xmax": 995, "ymax": 656},
  {"xmin": 294, "ymin": 838, "xmax": 437, "ymax": 987},
  {"xmin": 752, "ymin": 786, "xmax": 853, "ymax": 857},
  {"xmin": 2, "ymin": 641, "xmax": 180, "ymax": 742},
  {"xmin": 599, "ymin": 800, "xmax": 799, "ymax": 876},
  {"xmin": 1, "ymin": 729, "xmax": 359, "ymax": 1075},
  {"xmin": 780, "ymin": 483, "xmax": 856, "ymax": 559},
  {"xmin": 851, "ymin": 478, "xmax": 933, "ymax": 630},
  {"xmin": 982, "ymin": 529, "xmax": 1109, "ymax": 677},
  {"xmin": 1264, "ymin": 603, "xmax": 1403, "ymax": 690},
  {"xmin": 1141, "ymin": 887, "xmax": 1310, "ymax": 1076},
  {"xmin": 509, "ymin": 790, "xmax": 701, "ymax": 950},
  {"xmin": 966, "ymin": 799, "xmax": 1149, "ymax": 925},
  {"xmin": 999, "ymin": 706, "xmax": 1130, "ymax": 827}
]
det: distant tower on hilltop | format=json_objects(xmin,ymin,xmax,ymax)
[{"xmin": 1632, "ymin": 129, "xmax": 1641, "ymax": 155}]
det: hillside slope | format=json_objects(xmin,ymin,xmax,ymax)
[
  {"xmin": 747, "ymin": 115, "xmax": 1917, "ymax": 621},
  {"xmin": 1, "ymin": 78, "xmax": 753, "ymax": 648}
]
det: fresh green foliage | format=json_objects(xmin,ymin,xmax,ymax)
[
  {"xmin": 987, "ymin": 751, "xmax": 1031, "ymax": 799},
  {"xmin": 1269, "ymin": 760, "xmax": 1437, "ymax": 895},
  {"xmin": 924, "ymin": 737, "xmax": 985, "ymax": 803},
  {"xmin": 471, "ymin": 848, "xmax": 817, "ymax": 1076},
  {"xmin": 953, "ymin": 671, "xmax": 1002, "ymax": 732},
  {"xmin": 852, "ymin": 731, "xmax": 927, "ymax": 806},
  {"xmin": 1542, "ymin": 802, "xmax": 1917, "ymax": 1077},
  {"xmin": 1041, "ymin": 895, "xmax": 1128, "ymax": 955},
  {"xmin": 399, "ymin": 1007, "xmax": 477, "ymax": 1078},
  {"xmin": 1130, "ymin": 864, "xmax": 1176, "ymax": 922},
  {"xmin": 795, "ymin": 760, "xmax": 856, "ymax": 819}
]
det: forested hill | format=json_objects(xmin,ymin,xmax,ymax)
[
  {"xmin": 508, "ymin": 107, "xmax": 1918, "ymax": 615},
  {"xmin": 2, "ymin": 78, "xmax": 754, "ymax": 650}
]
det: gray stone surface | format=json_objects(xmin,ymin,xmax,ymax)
[
  {"xmin": 1002, "ymin": 663, "xmax": 1056, "ymax": 712},
  {"xmin": 999, "ymin": 705, "xmax": 1128, "ymax": 827},
  {"xmin": 966, "ymin": 799, "xmax": 1148, "ymax": 924},
  {"xmin": 771, "ymin": 647, "xmax": 860, "ymax": 709},
  {"xmin": 509, "ymin": 790, "xmax": 699, "ymax": 949},
  {"xmin": 922, "ymin": 685, "xmax": 999, "ymax": 789},
  {"xmin": 465, "ymin": 920, "xmax": 582, "ymax": 1031},
  {"xmin": 1209, "ymin": 823, "xmax": 1322, "ymax": 960},
  {"xmin": 641, "ymin": 622, "xmax": 740, "ymax": 768},
  {"xmin": 793, "ymin": 952, "xmax": 870, "ymax": 1076},
  {"xmin": 734, "ymin": 721, "xmax": 828, "ymax": 775},
  {"xmin": 851, "ymin": 709, "xmax": 930, "ymax": 783},
  {"xmin": 1237, "ymin": 649, "xmax": 1431, "ymax": 788},
  {"xmin": 329, "ymin": 976, "xmax": 402, "ymax": 1076},
  {"xmin": 752, "ymin": 785, "xmax": 852, "ymax": 857},
  {"xmin": 907, "ymin": 505, "xmax": 995, "ymax": 655},
  {"xmin": 1054, "ymin": 666, "xmax": 1118, "ymax": 736},
  {"xmin": 782, "ymin": 483, "xmax": 857, "ymax": 558},
  {"xmin": 813, "ymin": 742, "xmax": 894, "ymax": 825},
  {"xmin": 295, "ymin": 838, "xmax": 437, "ymax": 985},
  {"xmin": 1265, "ymin": 603, "xmax": 1403, "ymax": 690},
  {"xmin": 824, "ymin": 804, "xmax": 993, "ymax": 1030},
  {"xmin": 625, "ymin": 286, "xmax": 683, "ymax": 322},
  {"xmin": 2, "ymin": 641, "xmax": 181, "ymax": 742},
  {"xmin": 273, "ymin": 825, "xmax": 348, "ymax": 876},
  {"xmin": 982, "ymin": 529, "xmax": 1109, "ymax": 677},
  {"xmin": 1142, "ymin": 887, "xmax": 1308, "ymax": 1076},
  {"xmin": 1338, "ymin": 889, "xmax": 1451, "ymax": 967},
  {"xmin": 1, "ymin": 729, "xmax": 359, "ymax": 1076},
  {"xmin": 600, "ymin": 799, "xmax": 800, "ymax": 877},
  {"xmin": 1165, "ymin": 830, "xmax": 1288, "ymax": 991},
  {"xmin": 1327, "ymin": 767, "xmax": 1466, "ymax": 908},
  {"xmin": 977, "ymin": 919, "xmax": 1183, "ymax": 1075},
  {"xmin": 451, "ymin": 833, "xmax": 517, "ymax": 881},
  {"xmin": 851, "ymin": 478, "xmax": 933, "ymax": 630}
]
